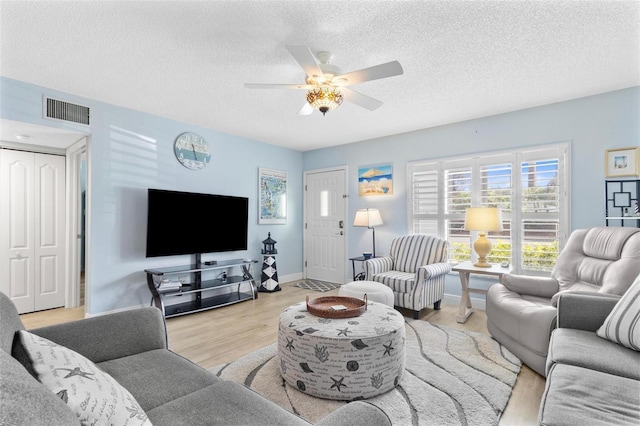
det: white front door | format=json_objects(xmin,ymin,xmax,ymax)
[{"xmin": 304, "ymin": 168, "xmax": 347, "ymax": 283}]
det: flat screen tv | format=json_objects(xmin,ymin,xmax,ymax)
[{"xmin": 146, "ymin": 188, "xmax": 249, "ymax": 258}]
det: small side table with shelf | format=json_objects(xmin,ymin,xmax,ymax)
[
  {"xmin": 145, "ymin": 258, "xmax": 258, "ymax": 318},
  {"xmin": 451, "ymin": 261, "xmax": 513, "ymax": 324},
  {"xmin": 348, "ymin": 256, "xmax": 373, "ymax": 281}
]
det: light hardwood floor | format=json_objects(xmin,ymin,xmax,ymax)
[{"xmin": 20, "ymin": 282, "xmax": 545, "ymax": 425}]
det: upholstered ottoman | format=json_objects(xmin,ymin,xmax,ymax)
[
  {"xmin": 339, "ymin": 280, "xmax": 394, "ymax": 307},
  {"xmin": 278, "ymin": 300, "xmax": 405, "ymax": 400}
]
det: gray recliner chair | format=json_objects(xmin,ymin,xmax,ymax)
[{"xmin": 486, "ymin": 226, "xmax": 640, "ymax": 376}]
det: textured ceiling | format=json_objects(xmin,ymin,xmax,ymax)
[{"xmin": 1, "ymin": 1, "xmax": 639, "ymax": 152}]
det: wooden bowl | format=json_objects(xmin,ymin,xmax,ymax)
[{"xmin": 306, "ymin": 294, "xmax": 367, "ymax": 318}]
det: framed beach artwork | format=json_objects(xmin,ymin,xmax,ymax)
[
  {"xmin": 605, "ymin": 147, "xmax": 639, "ymax": 178},
  {"xmin": 358, "ymin": 164, "xmax": 393, "ymax": 196},
  {"xmin": 258, "ymin": 168, "xmax": 287, "ymax": 224}
]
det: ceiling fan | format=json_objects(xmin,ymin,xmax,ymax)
[{"xmin": 244, "ymin": 45, "xmax": 404, "ymax": 116}]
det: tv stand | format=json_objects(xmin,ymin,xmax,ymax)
[{"xmin": 145, "ymin": 258, "xmax": 258, "ymax": 318}]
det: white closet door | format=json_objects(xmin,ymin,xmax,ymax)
[
  {"xmin": 34, "ymin": 153, "xmax": 66, "ymax": 311},
  {"xmin": 0, "ymin": 150, "xmax": 66, "ymax": 313},
  {"xmin": 0, "ymin": 150, "xmax": 35, "ymax": 313}
]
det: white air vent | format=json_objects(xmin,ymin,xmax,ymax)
[{"xmin": 44, "ymin": 97, "xmax": 90, "ymax": 125}]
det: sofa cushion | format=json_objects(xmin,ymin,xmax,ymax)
[
  {"xmin": 31, "ymin": 306, "xmax": 166, "ymax": 364},
  {"xmin": 547, "ymin": 328, "xmax": 640, "ymax": 380},
  {"xmin": 97, "ymin": 348, "xmax": 222, "ymax": 411},
  {"xmin": 0, "ymin": 349, "xmax": 79, "ymax": 426},
  {"xmin": 146, "ymin": 381, "xmax": 311, "ymax": 426},
  {"xmin": 596, "ymin": 274, "xmax": 640, "ymax": 351},
  {"xmin": 538, "ymin": 363, "xmax": 640, "ymax": 426},
  {"xmin": 372, "ymin": 271, "xmax": 415, "ymax": 293},
  {"xmin": 14, "ymin": 330, "xmax": 151, "ymax": 425}
]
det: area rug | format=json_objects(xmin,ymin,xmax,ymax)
[
  {"xmin": 210, "ymin": 320, "xmax": 522, "ymax": 425},
  {"xmin": 292, "ymin": 279, "xmax": 342, "ymax": 292}
]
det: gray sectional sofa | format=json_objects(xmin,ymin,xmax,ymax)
[
  {"xmin": 538, "ymin": 292, "xmax": 640, "ymax": 425},
  {"xmin": 0, "ymin": 292, "xmax": 391, "ymax": 425}
]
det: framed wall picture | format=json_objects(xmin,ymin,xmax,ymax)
[
  {"xmin": 358, "ymin": 163, "xmax": 393, "ymax": 196},
  {"xmin": 258, "ymin": 168, "xmax": 287, "ymax": 224},
  {"xmin": 606, "ymin": 147, "xmax": 639, "ymax": 177}
]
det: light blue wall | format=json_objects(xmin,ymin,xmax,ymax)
[
  {"xmin": 2, "ymin": 76, "xmax": 638, "ymax": 311},
  {"xmin": 303, "ymin": 87, "xmax": 640, "ymax": 296},
  {"xmin": 1, "ymin": 77, "xmax": 303, "ymax": 314}
]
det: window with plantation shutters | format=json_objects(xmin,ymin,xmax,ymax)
[
  {"xmin": 445, "ymin": 166, "xmax": 472, "ymax": 263},
  {"xmin": 407, "ymin": 143, "xmax": 569, "ymax": 274},
  {"xmin": 479, "ymin": 162, "xmax": 512, "ymax": 265},
  {"xmin": 520, "ymin": 158, "xmax": 561, "ymax": 271},
  {"xmin": 411, "ymin": 168, "xmax": 439, "ymax": 236}
]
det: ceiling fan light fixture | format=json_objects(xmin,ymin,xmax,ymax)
[{"xmin": 306, "ymin": 87, "xmax": 344, "ymax": 116}]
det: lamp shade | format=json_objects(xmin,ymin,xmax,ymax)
[
  {"xmin": 464, "ymin": 207, "xmax": 503, "ymax": 232},
  {"xmin": 353, "ymin": 208, "xmax": 383, "ymax": 228},
  {"xmin": 306, "ymin": 87, "xmax": 344, "ymax": 116}
]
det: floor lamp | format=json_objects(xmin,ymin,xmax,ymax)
[
  {"xmin": 464, "ymin": 207, "xmax": 503, "ymax": 267},
  {"xmin": 354, "ymin": 208, "xmax": 383, "ymax": 258}
]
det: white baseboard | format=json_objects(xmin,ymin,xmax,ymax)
[
  {"xmin": 279, "ymin": 272, "xmax": 303, "ymax": 284},
  {"xmin": 443, "ymin": 293, "xmax": 486, "ymax": 311}
]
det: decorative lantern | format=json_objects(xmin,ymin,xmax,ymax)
[{"xmin": 262, "ymin": 232, "xmax": 278, "ymax": 254}]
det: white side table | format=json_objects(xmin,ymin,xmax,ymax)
[{"xmin": 452, "ymin": 261, "xmax": 513, "ymax": 323}]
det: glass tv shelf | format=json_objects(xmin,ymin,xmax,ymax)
[{"xmin": 145, "ymin": 258, "xmax": 258, "ymax": 318}]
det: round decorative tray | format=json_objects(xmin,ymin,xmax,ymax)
[{"xmin": 306, "ymin": 294, "xmax": 367, "ymax": 318}]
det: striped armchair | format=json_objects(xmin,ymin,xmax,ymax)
[{"xmin": 364, "ymin": 234, "xmax": 451, "ymax": 319}]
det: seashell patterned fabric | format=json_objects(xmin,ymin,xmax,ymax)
[{"xmin": 278, "ymin": 300, "xmax": 406, "ymax": 400}]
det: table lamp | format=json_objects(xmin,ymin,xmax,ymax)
[
  {"xmin": 464, "ymin": 207, "xmax": 503, "ymax": 267},
  {"xmin": 353, "ymin": 208, "xmax": 383, "ymax": 258}
]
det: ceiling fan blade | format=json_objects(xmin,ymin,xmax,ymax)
[
  {"xmin": 335, "ymin": 61, "xmax": 403, "ymax": 85},
  {"xmin": 244, "ymin": 83, "xmax": 314, "ymax": 90},
  {"xmin": 298, "ymin": 103, "xmax": 314, "ymax": 115},
  {"xmin": 285, "ymin": 45, "xmax": 323, "ymax": 78},
  {"xmin": 341, "ymin": 87, "xmax": 383, "ymax": 111}
]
